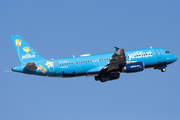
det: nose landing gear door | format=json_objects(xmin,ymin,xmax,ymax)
[{"xmin": 155, "ymin": 49, "xmax": 162, "ymax": 59}]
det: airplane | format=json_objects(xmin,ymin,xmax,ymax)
[{"xmin": 10, "ymin": 35, "xmax": 178, "ymax": 82}]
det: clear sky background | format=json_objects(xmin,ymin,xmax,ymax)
[{"xmin": 0, "ymin": 0, "xmax": 180, "ymax": 120}]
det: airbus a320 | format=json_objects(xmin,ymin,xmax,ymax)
[{"xmin": 10, "ymin": 35, "xmax": 178, "ymax": 82}]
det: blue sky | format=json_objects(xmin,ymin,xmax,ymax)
[{"xmin": 0, "ymin": 0, "xmax": 180, "ymax": 120}]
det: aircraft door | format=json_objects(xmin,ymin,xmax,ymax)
[{"xmin": 155, "ymin": 49, "xmax": 162, "ymax": 59}]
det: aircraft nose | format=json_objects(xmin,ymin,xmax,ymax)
[{"xmin": 174, "ymin": 54, "xmax": 178, "ymax": 62}]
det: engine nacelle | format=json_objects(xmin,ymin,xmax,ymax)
[
  {"xmin": 121, "ymin": 62, "xmax": 144, "ymax": 73},
  {"xmin": 95, "ymin": 72, "xmax": 120, "ymax": 82}
]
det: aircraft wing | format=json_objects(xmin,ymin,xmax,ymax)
[{"xmin": 100, "ymin": 47, "xmax": 126, "ymax": 74}]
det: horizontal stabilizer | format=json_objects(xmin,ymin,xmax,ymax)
[{"xmin": 23, "ymin": 62, "xmax": 38, "ymax": 72}]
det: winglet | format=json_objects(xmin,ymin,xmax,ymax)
[{"xmin": 114, "ymin": 46, "xmax": 119, "ymax": 51}]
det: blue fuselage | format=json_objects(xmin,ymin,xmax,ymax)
[{"xmin": 13, "ymin": 48, "xmax": 177, "ymax": 77}]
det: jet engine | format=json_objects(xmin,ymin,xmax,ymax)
[
  {"xmin": 95, "ymin": 72, "xmax": 120, "ymax": 82},
  {"xmin": 121, "ymin": 62, "xmax": 145, "ymax": 73}
]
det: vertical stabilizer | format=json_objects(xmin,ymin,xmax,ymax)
[{"xmin": 10, "ymin": 35, "xmax": 45, "ymax": 64}]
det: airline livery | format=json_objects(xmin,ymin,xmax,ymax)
[{"xmin": 10, "ymin": 35, "xmax": 178, "ymax": 82}]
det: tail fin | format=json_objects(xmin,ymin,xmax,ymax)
[{"xmin": 10, "ymin": 35, "xmax": 45, "ymax": 64}]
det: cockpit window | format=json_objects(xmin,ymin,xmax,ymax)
[{"xmin": 165, "ymin": 51, "xmax": 170, "ymax": 54}]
